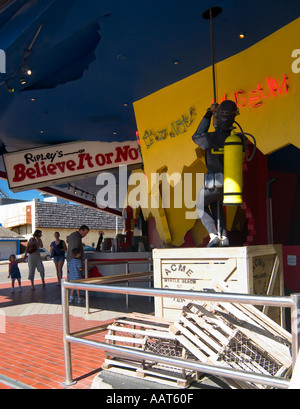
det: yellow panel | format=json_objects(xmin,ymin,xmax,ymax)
[{"xmin": 133, "ymin": 18, "xmax": 300, "ymax": 245}]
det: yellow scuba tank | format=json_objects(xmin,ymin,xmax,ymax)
[{"xmin": 223, "ymin": 129, "xmax": 244, "ymax": 205}]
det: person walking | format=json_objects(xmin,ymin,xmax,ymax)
[
  {"xmin": 50, "ymin": 231, "xmax": 67, "ymax": 286},
  {"xmin": 24, "ymin": 229, "xmax": 45, "ymax": 290}
]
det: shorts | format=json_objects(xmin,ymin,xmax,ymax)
[
  {"xmin": 69, "ymin": 272, "xmax": 83, "ymax": 281},
  {"xmin": 53, "ymin": 255, "xmax": 65, "ymax": 263},
  {"xmin": 27, "ymin": 253, "xmax": 45, "ymax": 281}
]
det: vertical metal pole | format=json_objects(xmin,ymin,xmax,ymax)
[
  {"xmin": 202, "ymin": 6, "xmax": 222, "ymax": 103},
  {"xmin": 148, "ymin": 261, "xmax": 153, "ymax": 303},
  {"xmin": 61, "ymin": 281, "xmax": 77, "ymax": 386},
  {"xmin": 126, "ymin": 262, "xmax": 129, "ymax": 310},
  {"xmin": 84, "ymin": 259, "xmax": 90, "ymax": 315},
  {"xmin": 217, "ymin": 199, "xmax": 221, "ymax": 238},
  {"xmin": 266, "ymin": 178, "xmax": 276, "ymax": 244},
  {"xmin": 291, "ymin": 294, "xmax": 300, "ymax": 368},
  {"xmin": 209, "ymin": 8, "xmax": 217, "ymax": 104}
]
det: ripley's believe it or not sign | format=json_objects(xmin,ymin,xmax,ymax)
[{"xmin": 4, "ymin": 140, "xmax": 141, "ymax": 192}]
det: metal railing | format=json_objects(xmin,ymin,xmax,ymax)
[
  {"xmin": 61, "ymin": 281, "xmax": 300, "ymax": 389},
  {"xmin": 83, "ymin": 259, "xmax": 153, "ymax": 313}
]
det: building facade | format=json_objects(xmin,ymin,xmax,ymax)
[{"xmin": 0, "ymin": 199, "xmax": 123, "ymax": 251}]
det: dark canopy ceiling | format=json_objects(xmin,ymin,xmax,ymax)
[
  {"xmin": 0, "ymin": 0, "xmax": 299, "ymax": 212},
  {"xmin": 0, "ymin": 0, "xmax": 299, "ymax": 150}
]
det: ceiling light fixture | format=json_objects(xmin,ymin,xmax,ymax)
[
  {"xmin": 6, "ymin": 85, "xmax": 14, "ymax": 93},
  {"xmin": 21, "ymin": 65, "xmax": 32, "ymax": 76},
  {"xmin": 117, "ymin": 54, "xmax": 127, "ymax": 60},
  {"xmin": 238, "ymin": 32, "xmax": 247, "ymax": 39}
]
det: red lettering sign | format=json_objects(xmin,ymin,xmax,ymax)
[
  {"xmin": 6, "ymin": 141, "xmax": 141, "ymax": 191},
  {"xmin": 218, "ymin": 75, "xmax": 288, "ymax": 109}
]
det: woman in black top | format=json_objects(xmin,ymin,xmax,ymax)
[{"xmin": 50, "ymin": 232, "xmax": 67, "ymax": 286}]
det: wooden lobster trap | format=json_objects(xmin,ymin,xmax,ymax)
[
  {"xmin": 170, "ymin": 283, "xmax": 292, "ymax": 389},
  {"xmin": 102, "ymin": 279, "xmax": 292, "ymax": 389},
  {"xmin": 103, "ymin": 313, "xmax": 198, "ymax": 387}
]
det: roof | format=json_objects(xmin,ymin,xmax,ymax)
[
  {"xmin": 0, "ymin": 225, "xmax": 24, "ymax": 239},
  {"xmin": 34, "ymin": 201, "xmax": 123, "ymax": 230}
]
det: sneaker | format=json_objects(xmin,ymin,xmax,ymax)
[
  {"xmin": 18, "ymin": 287, "xmax": 22, "ymax": 292},
  {"xmin": 11, "ymin": 288, "xmax": 15, "ymax": 294},
  {"xmin": 77, "ymin": 298, "xmax": 84, "ymax": 304},
  {"xmin": 69, "ymin": 296, "xmax": 74, "ymax": 303}
]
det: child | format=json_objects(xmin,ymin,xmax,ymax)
[
  {"xmin": 68, "ymin": 248, "xmax": 84, "ymax": 304},
  {"xmin": 8, "ymin": 254, "xmax": 22, "ymax": 293}
]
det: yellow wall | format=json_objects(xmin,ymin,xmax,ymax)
[
  {"xmin": 13, "ymin": 227, "xmax": 119, "ymax": 252},
  {"xmin": 133, "ymin": 18, "xmax": 300, "ymax": 246}
]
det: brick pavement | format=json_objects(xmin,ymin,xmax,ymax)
[{"xmin": 0, "ymin": 277, "xmax": 153, "ymax": 389}]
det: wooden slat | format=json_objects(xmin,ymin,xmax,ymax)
[
  {"xmin": 102, "ymin": 363, "xmax": 194, "ymax": 388},
  {"xmin": 107, "ymin": 324, "xmax": 176, "ymax": 340},
  {"xmin": 105, "ymin": 334, "xmax": 147, "ymax": 345},
  {"xmin": 172, "ymin": 333, "xmax": 208, "ymax": 362},
  {"xmin": 114, "ymin": 318, "xmax": 170, "ymax": 330},
  {"xmin": 178, "ymin": 315, "xmax": 223, "ymax": 354},
  {"xmin": 174, "ymin": 322, "xmax": 219, "ymax": 361}
]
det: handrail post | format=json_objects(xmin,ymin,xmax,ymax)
[
  {"xmin": 291, "ymin": 293, "xmax": 300, "ymax": 368},
  {"xmin": 84, "ymin": 259, "xmax": 90, "ymax": 314},
  {"xmin": 125, "ymin": 262, "xmax": 129, "ymax": 310},
  {"xmin": 61, "ymin": 280, "xmax": 77, "ymax": 386}
]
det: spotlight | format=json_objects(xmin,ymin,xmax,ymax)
[
  {"xmin": 6, "ymin": 85, "xmax": 14, "ymax": 93},
  {"xmin": 21, "ymin": 65, "xmax": 32, "ymax": 76},
  {"xmin": 238, "ymin": 32, "xmax": 247, "ymax": 39},
  {"xmin": 20, "ymin": 76, "xmax": 26, "ymax": 85}
]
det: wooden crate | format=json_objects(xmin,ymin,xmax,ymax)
[{"xmin": 153, "ymin": 245, "xmax": 284, "ymax": 324}]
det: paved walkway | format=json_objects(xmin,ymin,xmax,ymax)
[{"xmin": 0, "ymin": 277, "xmax": 154, "ymax": 389}]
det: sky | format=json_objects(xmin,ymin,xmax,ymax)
[{"xmin": 0, "ymin": 178, "xmax": 41, "ymax": 201}]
